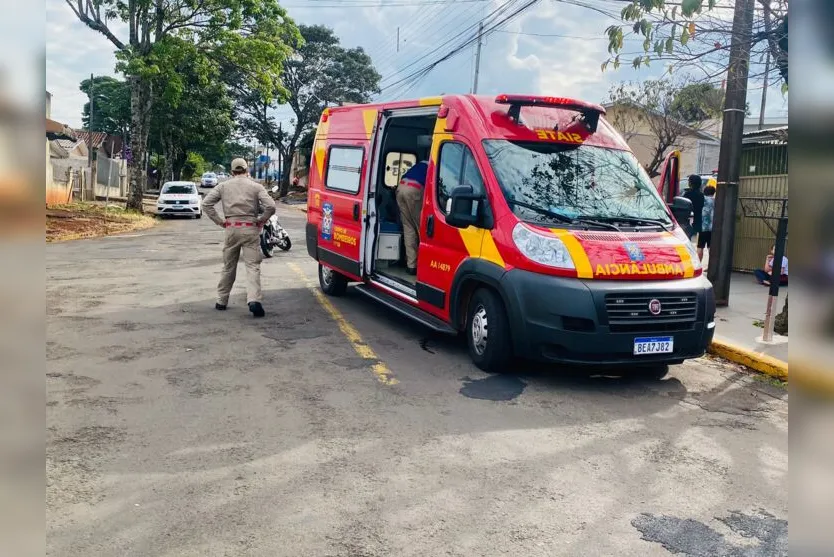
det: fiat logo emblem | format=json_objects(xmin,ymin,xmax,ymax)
[{"xmin": 648, "ymin": 299, "xmax": 662, "ymax": 315}]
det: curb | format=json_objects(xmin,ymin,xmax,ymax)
[{"xmin": 708, "ymin": 339, "xmax": 788, "ymax": 380}]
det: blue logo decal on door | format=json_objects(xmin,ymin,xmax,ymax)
[{"xmin": 321, "ymin": 202, "xmax": 334, "ymax": 241}]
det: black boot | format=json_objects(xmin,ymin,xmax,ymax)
[
  {"xmin": 406, "ymin": 267, "xmax": 417, "ymax": 276},
  {"xmin": 249, "ymin": 302, "xmax": 265, "ymax": 318},
  {"xmin": 215, "ymin": 303, "xmax": 227, "ymax": 311}
]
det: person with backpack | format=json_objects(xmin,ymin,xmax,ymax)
[{"xmin": 697, "ymin": 185, "xmax": 716, "ymax": 262}]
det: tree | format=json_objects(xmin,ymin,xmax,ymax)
[
  {"xmin": 148, "ymin": 40, "xmax": 234, "ymax": 181},
  {"xmin": 230, "ymin": 24, "xmax": 381, "ymax": 196},
  {"xmin": 602, "ymin": 0, "xmax": 787, "ymax": 88},
  {"xmin": 65, "ymin": 0, "xmax": 300, "ymax": 211},
  {"xmin": 79, "ymin": 76, "xmax": 131, "ymax": 138},
  {"xmin": 670, "ymin": 82, "xmax": 724, "ymax": 123},
  {"xmin": 607, "ymin": 79, "xmax": 719, "ymax": 177}
]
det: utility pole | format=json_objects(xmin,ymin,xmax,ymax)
[
  {"xmin": 707, "ymin": 0, "xmax": 755, "ymax": 307},
  {"xmin": 86, "ymin": 73, "xmax": 94, "ymax": 202},
  {"xmin": 758, "ymin": 49, "xmax": 771, "ymax": 130},
  {"xmin": 472, "ymin": 21, "xmax": 484, "ymax": 94},
  {"xmin": 396, "ymin": 27, "xmax": 400, "ymax": 52}
]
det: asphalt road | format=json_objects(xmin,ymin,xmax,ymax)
[{"xmin": 47, "ymin": 203, "xmax": 788, "ymax": 557}]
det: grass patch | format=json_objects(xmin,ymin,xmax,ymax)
[
  {"xmin": 47, "ymin": 202, "xmax": 156, "ymax": 242},
  {"xmin": 753, "ymin": 319, "xmax": 764, "ymax": 328},
  {"xmin": 752, "ymin": 373, "xmax": 787, "ymax": 389}
]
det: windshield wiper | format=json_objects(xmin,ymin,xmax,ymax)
[
  {"xmin": 571, "ymin": 218, "xmax": 621, "ymax": 231},
  {"xmin": 584, "ymin": 215, "xmax": 670, "ymax": 231},
  {"xmin": 507, "ymin": 200, "xmax": 572, "ymax": 223}
]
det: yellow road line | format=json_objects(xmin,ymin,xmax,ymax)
[{"xmin": 288, "ymin": 263, "xmax": 398, "ymax": 386}]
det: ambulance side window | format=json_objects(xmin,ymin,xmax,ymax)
[
  {"xmin": 437, "ymin": 142, "xmax": 485, "ymax": 214},
  {"xmin": 325, "ymin": 146, "xmax": 364, "ymax": 194}
]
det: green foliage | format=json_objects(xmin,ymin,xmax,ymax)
[
  {"xmin": 68, "ymin": 0, "xmax": 302, "ymax": 209},
  {"xmin": 181, "ymin": 152, "xmax": 207, "ymax": 181},
  {"xmin": 669, "ymin": 82, "xmax": 724, "ymax": 123},
  {"xmin": 80, "ymin": 76, "xmax": 131, "ymax": 137},
  {"xmin": 148, "ymin": 39, "xmax": 236, "ymax": 177},
  {"xmin": 601, "ymin": 0, "xmax": 787, "ymax": 85},
  {"xmin": 230, "ymin": 23, "xmax": 381, "ymax": 193}
]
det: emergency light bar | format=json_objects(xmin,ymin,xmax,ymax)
[{"xmin": 495, "ymin": 94, "xmax": 605, "ymax": 133}]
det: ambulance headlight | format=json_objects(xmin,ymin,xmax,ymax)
[{"xmin": 512, "ymin": 222, "xmax": 575, "ymax": 270}]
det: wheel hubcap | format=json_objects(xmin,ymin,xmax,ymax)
[
  {"xmin": 321, "ymin": 266, "xmax": 333, "ymax": 287},
  {"xmin": 471, "ymin": 306, "xmax": 488, "ymax": 356}
]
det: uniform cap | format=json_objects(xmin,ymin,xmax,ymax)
[{"xmin": 231, "ymin": 158, "xmax": 248, "ymax": 172}]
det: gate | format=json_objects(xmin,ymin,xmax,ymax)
[{"xmin": 731, "ymin": 141, "xmax": 788, "ymax": 271}]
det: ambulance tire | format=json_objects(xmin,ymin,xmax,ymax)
[
  {"xmin": 635, "ymin": 364, "xmax": 670, "ymax": 381},
  {"xmin": 319, "ymin": 263, "xmax": 348, "ymax": 296},
  {"xmin": 466, "ymin": 288, "xmax": 512, "ymax": 373}
]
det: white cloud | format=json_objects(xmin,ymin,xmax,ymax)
[
  {"xmin": 46, "ymin": 0, "xmax": 122, "ymax": 127},
  {"xmin": 45, "ymin": 0, "xmax": 786, "ymax": 130}
]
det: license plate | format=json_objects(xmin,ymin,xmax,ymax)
[{"xmin": 633, "ymin": 336, "xmax": 674, "ymax": 355}]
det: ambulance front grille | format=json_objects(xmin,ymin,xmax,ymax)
[{"xmin": 605, "ymin": 292, "xmax": 697, "ymax": 332}]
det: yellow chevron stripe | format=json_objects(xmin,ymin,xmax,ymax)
[{"xmin": 551, "ymin": 229, "xmax": 593, "ymax": 279}]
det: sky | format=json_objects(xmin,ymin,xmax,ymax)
[{"xmin": 45, "ymin": 0, "xmax": 789, "ymax": 131}]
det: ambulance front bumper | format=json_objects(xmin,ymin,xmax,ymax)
[{"xmin": 499, "ymin": 269, "xmax": 715, "ymax": 366}]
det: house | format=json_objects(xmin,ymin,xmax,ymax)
[
  {"xmin": 46, "ymin": 91, "xmax": 78, "ymax": 204},
  {"xmin": 603, "ymin": 102, "xmax": 722, "ymax": 181}
]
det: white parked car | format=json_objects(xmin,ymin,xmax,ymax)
[
  {"xmin": 157, "ymin": 182, "xmax": 202, "ymax": 219},
  {"xmin": 201, "ymin": 172, "xmax": 218, "ymax": 187}
]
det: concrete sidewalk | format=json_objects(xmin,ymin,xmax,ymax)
[{"xmin": 712, "ymin": 272, "xmax": 788, "ymax": 365}]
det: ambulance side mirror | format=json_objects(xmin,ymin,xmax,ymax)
[
  {"xmin": 669, "ymin": 195, "xmax": 693, "ymax": 236},
  {"xmin": 446, "ymin": 185, "xmax": 487, "ymax": 229}
]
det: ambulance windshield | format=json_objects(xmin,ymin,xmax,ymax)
[{"xmin": 483, "ymin": 140, "xmax": 671, "ymax": 226}]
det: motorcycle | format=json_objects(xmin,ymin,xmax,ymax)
[{"xmin": 260, "ymin": 186, "xmax": 292, "ymax": 257}]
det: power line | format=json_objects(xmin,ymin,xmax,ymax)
[
  {"xmin": 282, "ymin": 0, "xmax": 489, "ymax": 7},
  {"xmin": 379, "ymin": 0, "xmax": 542, "ymax": 96},
  {"xmin": 371, "ymin": 0, "xmax": 492, "ymax": 75},
  {"xmin": 378, "ymin": 0, "xmax": 521, "ymax": 88},
  {"xmin": 492, "ymin": 29, "xmax": 605, "ymax": 40},
  {"xmin": 362, "ymin": 0, "xmax": 476, "ymax": 70}
]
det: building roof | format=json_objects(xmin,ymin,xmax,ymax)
[
  {"xmin": 69, "ymin": 130, "xmax": 124, "ymax": 157},
  {"xmin": 74, "ymin": 130, "xmax": 109, "ymax": 149},
  {"xmin": 46, "ymin": 118, "xmax": 76, "ymax": 141},
  {"xmin": 743, "ymin": 125, "xmax": 788, "ymax": 145}
]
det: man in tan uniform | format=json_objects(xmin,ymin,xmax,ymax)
[
  {"xmin": 202, "ymin": 158, "xmax": 276, "ymax": 317},
  {"xmin": 396, "ymin": 160, "xmax": 428, "ymax": 275}
]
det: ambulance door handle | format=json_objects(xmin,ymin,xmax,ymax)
[
  {"xmin": 353, "ymin": 202, "xmax": 360, "ymax": 221},
  {"xmin": 426, "ymin": 215, "xmax": 435, "ymax": 238}
]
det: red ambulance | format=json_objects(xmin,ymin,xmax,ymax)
[{"xmin": 305, "ymin": 94, "xmax": 714, "ymax": 376}]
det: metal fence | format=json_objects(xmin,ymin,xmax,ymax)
[{"xmin": 732, "ymin": 143, "xmax": 788, "ymax": 271}]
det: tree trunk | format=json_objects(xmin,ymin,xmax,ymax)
[
  {"xmin": 774, "ymin": 295, "xmax": 788, "ymax": 336},
  {"xmin": 126, "ymin": 77, "xmax": 152, "ymax": 212},
  {"xmin": 173, "ymin": 152, "xmax": 187, "ymax": 181},
  {"xmin": 162, "ymin": 151, "xmax": 174, "ymax": 184},
  {"xmin": 279, "ymin": 147, "xmax": 295, "ymax": 197}
]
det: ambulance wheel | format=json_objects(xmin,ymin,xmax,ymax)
[
  {"xmin": 319, "ymin": 264, "xmax": 348, "ymax": 296},
  {"xmin": 466, "ymin": 288, "xmax": 512, "ymax": 373}
]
